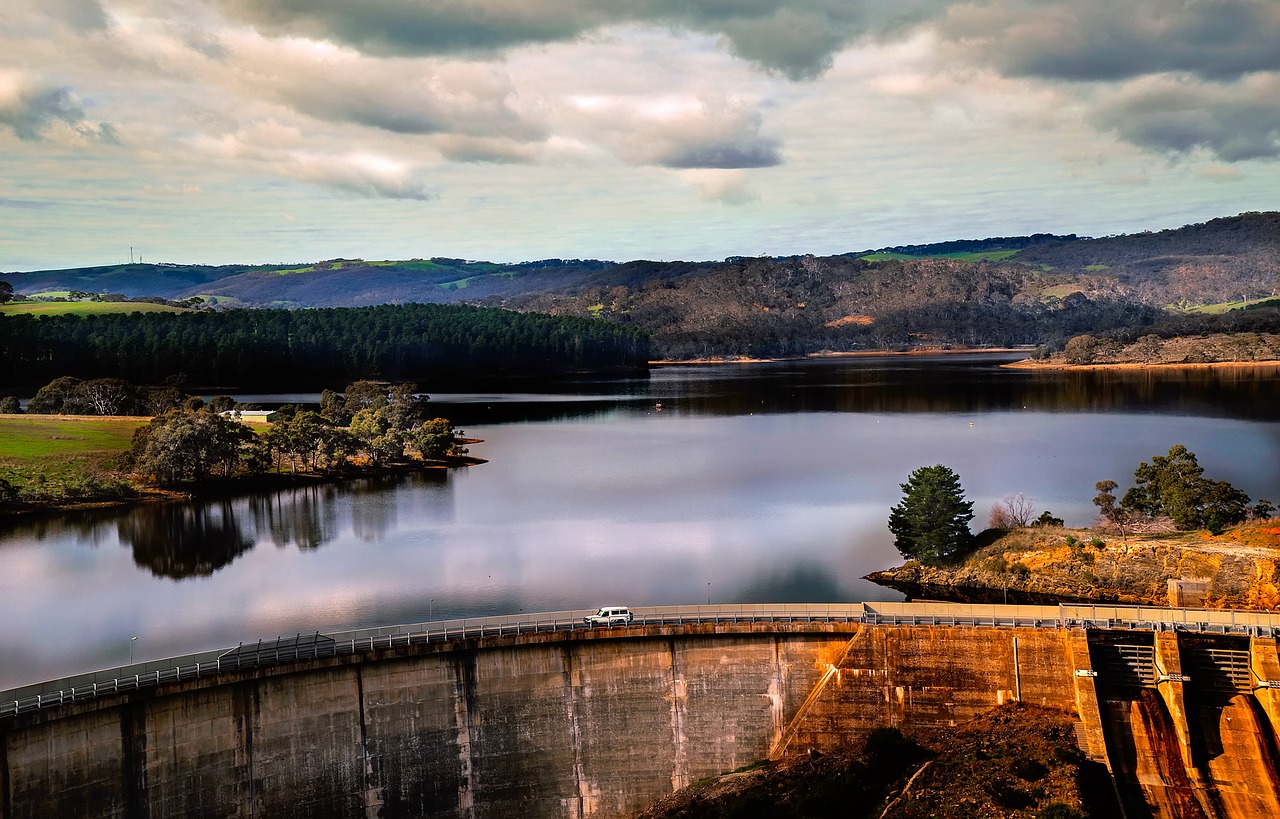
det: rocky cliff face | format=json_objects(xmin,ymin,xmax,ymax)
[{"xmin": 866, "ymin": 524, "xmax": 1280, "ymax": 610}]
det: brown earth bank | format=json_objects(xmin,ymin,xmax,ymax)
[
  {"xmin": 866, "ymin": 523, "xmax": 1280, "ymax": 610},
  {"xmin": 1005, "ymin": 332, "xmax": 1280, "ymax": 370},
  {"xmin": 637, "ymin": 703, "xmax": 1108, "ymax": 819}
]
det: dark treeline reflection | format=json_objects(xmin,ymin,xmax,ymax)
[
  {"xmin": 119, "ymin": 502, "xmax": 254, "ymax": 579},
  {"xmin": 433, "ymin": 356, "xmax": 1280, "ymax": 425},
  {"xmin": 102, "ymin": 472, "xmax": 446, "ymax": 578}
]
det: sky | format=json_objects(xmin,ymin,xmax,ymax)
[{"xmin": 2, "ymin": 0, "xmax": 1278, "ymax": 271}]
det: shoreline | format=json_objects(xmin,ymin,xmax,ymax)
[
  {"xmin": 1003, "ymin": 358, "xmax": 1280, "ymax": 371},
  {"xmin": 0, "ymin": 454, "xmax": 486, "ymax": 520},
  {"xmin": 651, "ymin": 347, "xmax": 1031, "ymax": 366}
]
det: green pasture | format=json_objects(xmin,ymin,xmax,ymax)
[
  {"xmin": 0, "ymin": 415, "xmax": 145, "ymax": 488},
  {"xmin": 1174, "ymin": 295, "xmax": 1280, "ymax": 315},
  {"xmin": 1039, "ymin": 284, "xmax": 1084, "ymax": 299},
  {"xmin": 858, "ymin": 252, "xmax": 915, "ymax": 261},
  {"xmin": 859, "ymin": 249, "xmax": 1020, "ymax": 263},
  {"xmin": 0, "ymin": 301, "xmax": 188, "ymax": 316},
  {"xmin": 939, "ymin": 250, "xmax": 1020, "ymax": 262}
]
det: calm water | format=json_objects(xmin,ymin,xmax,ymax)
[{"xmin": 2, "ymin": 354, "xmax": 1279, "ymax": 689}]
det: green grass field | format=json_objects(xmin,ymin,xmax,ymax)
[
  {"xmin": 1038, "ymin": 284, "xmax": 1085, "ymax": 299},
  {"xmin": 1175, "ymin": 296, "xmax": 1280, "ymax": 315},
  {"xmin": 0, "ymin": 415, "xmax": 146, "ymax": 489},
  {"xmin": 860, "ymin": 249, "xmax": 1020, "ymax": 263},
  {"xmin": 858, "ymin": 252, "xmax": 916, "ymax": 261},
  {"xmin": 0, "ymin": 301, "xmax": 187, "ymax": 316}
]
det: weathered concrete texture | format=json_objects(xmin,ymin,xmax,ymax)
[
  {"xmin": 794, "ymin": 626, "xmax": 1080, "ymax": 751},
  {"xmin": 1194, "ymin": 694, "xmax": 1280, "ymax": 818},
  {"xmin": 5, "ymin": 622, "xmax": 1280, "ymax": 819},
  {"xmin": 5, "ymin": 704, "xmax": 127, "ymax": 819},
  {"xmin": 138, "ymin": 683, "xmax": 251, "ymax": 819}
]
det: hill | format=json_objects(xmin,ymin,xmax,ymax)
[{"xmin": 4, "ymin": 212, "xmax": 1278, "ymax": 358}]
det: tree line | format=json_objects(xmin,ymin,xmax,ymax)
[
  {"xmin": 126, "ymin": 381, "xmax": 467, "ymax": 486},
  {"xmin": 0, "ymin": 380, "xmax": 471, "ymax": 508},
  {"xmin": 888, "ymin": 445, "xmax": 1272, "ymax": 566},
  {"xmin": 0, "ymin": 302, "xmax": 651, "ymax": 389}
]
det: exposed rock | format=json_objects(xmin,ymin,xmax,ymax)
[{"xmin": 866, "ymin": 524, "xmax": 1280, "ymax": 609}]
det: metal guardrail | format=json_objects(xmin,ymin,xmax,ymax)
[
  {"xmin": 3, "ymin": 601, "xmax": 1277, "ymax": 719},
  {"xmin": 0, "ymin": 604, "xmax": 864, "ymax": 719}
]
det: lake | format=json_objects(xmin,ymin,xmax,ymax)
[{"xmin": 2, "ymin": 353, "xmax": 1279, "ymax": 690}]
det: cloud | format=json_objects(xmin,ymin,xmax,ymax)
[
  {"xmin": 207, "ymin": 0, "xmax": 947, "ymax": 80},
  {"xmin": 564, "ymin": 94, "xmax": 781, "ymax": 169},
  {"xmin": 682, "ymin": 169, "xmax": 760, "ymax": 206},
  {"xmin": 216, "ymin": 34, "xmax": 542, "ymax": 142},
  {"xmin": 1093, "ymin": 74, "xmax": 1280, "ymax": 162},
  {"xmin": 430, "ymin": 134, "xmax": 539, "ymax": 164},
  {"xmin": 0, "ymin": 72, "xmax": 115, "ymax": 142},
  {"xmin": 937, "ymin": 0, "xmax": 1280, "ymax": 83},
  {"xmin": 193, "ymin": 126, "xmax": 433, "ymax": 199},
  {"xmin": 7, "ymin": 0, "xmax": 108, "ymax": 34},
  {"xmin": 287, "ymin": 152, "xmax": 434, "ymax": 199}
]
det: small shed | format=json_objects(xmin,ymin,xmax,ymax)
[{"xmin": 219, "ymin": 409, "xmax": 281, "ymax": 424}]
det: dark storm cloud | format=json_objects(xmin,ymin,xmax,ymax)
[
  {"xmin": 939, "ymin": 0, "xmax": 1280, "ymax": 83},
  {"xmin": 0, "ymin": 84, "xmax": 92, "ymax": 141},
  {"xmin": 1094, "ymin": 76, "xmax": 1280, "ymax": 161},
  {"xmin": 209, "ymin": 0, "xmax": 944, "ymax": 80},
  {"xmin": 661, "ymin": 139, "xmax": 782, "ymax": 170},
  {"xmin": 928, "ymin": 1, "xmax": 1280, "ymax": 164}
]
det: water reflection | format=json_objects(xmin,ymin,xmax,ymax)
[
  {"xmin": 119, "ymin": 502, "xmax": 254, "ymax": 579},
  {"xmin": 431, "ymin": 356, "xmax": 1280, "ymax": 424},
  {"xmin": 3, "ymin": 355, "xmax": 1280, "ymax": 691},
  {"xmin": 76, "ymin": 475, "xmax": 440, "ymax": 578},
  {"xmin": 249, "ymin": 486, "xmax": 339, "ymax": 552},
  {"xmin": 738, "ymin": 562, "xmax": 849, "ymax": 603}
]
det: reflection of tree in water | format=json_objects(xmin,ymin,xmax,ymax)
[
  {"xmin": 249, "ymin": 486, "xmax": 339, "ymax": 551},
  {"xmin": 118, "ymin": 501, "xmax": 253, "ymax": 579},
  {"xmin": 348, "ymin": 472, "xmax": 450, "ymax": 541},
  {"xmin": 0, "ymin": 509, "xmax": 118, "ymax": 548}
]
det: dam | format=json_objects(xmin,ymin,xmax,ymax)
[{"xmin": 4, "ymin": 602, "xmax": 1280, "ymax": 818}]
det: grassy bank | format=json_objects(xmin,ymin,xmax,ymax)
[
  {"xmin": 0, "ymin": 301, "xmax": 188, "ymax": 316},
  {"xmin": 0, "ymin": 414, "xmax": 484, "ymax": 513},
  {"xmin": 0, "ymin": 414, "xmax": 146, "ymax": 493}
]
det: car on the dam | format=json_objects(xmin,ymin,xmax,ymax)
[{"xmin": 584, "ymin": 606, "xmax": 633, "ymax": 627}]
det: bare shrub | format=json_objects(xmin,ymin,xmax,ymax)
[{"xmin": 989, "ymin": 493, "xmax": 1035, "ymax": 529}]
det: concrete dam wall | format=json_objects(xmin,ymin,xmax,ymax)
[{"xmin": 4, "ymin": 603, "xmax": 1280, "ymax": 818}]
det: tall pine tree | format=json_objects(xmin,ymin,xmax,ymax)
[{"xmin": 887, "ymin": 465, "xmax": 975, "ymax": 565}]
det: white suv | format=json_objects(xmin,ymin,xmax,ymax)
[{"xmin": 584, "ymin": 606, "xmax": 634, "ymax": 627}]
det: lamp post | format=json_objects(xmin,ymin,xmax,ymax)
[
  {"xmin": 707, "ymin": 582, "xmax": 711, "ymax": 605},
  {"xmin": 129, "ymin": 636, "xmax": 138, "ymax": 665}
]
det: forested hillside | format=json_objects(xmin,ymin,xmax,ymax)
[
  {"xmin": 0, "ymin": 304, "xmax": 649, "ymax": 389},
  {"xmin": 498, "ymin": 256, "xmax": 1164, "ymax": 358},
  {"xmin": 3, "ymin": 211, "xmax": 1277, "ymax": 359},
  {"xmin": 1014, "ymin": 211, "xmax": 1280, "ymax": 305}
]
